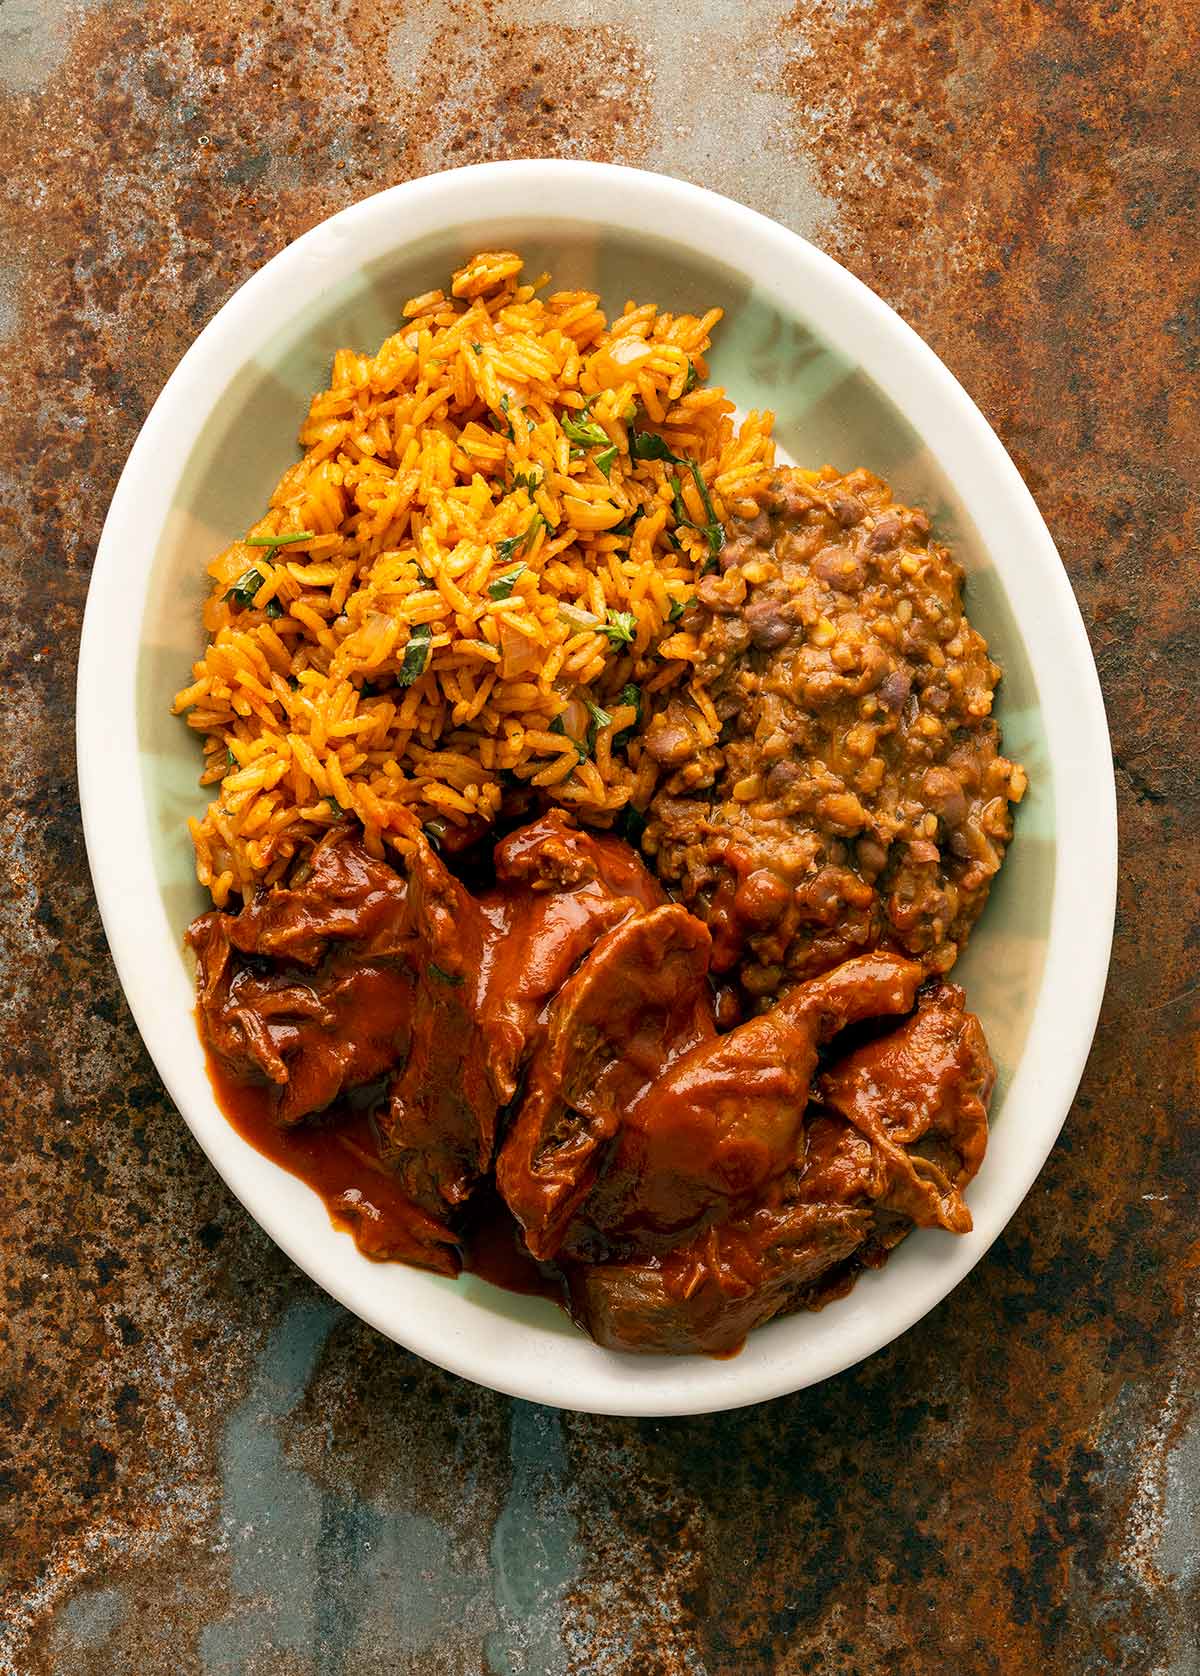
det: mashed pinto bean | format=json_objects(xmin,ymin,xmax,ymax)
[{"xmin": 641, "ymin": 466, "xmax": 1027, "ymax": 996}]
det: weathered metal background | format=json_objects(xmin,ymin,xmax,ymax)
[{"xmin": 1, "ymin": 0, "xmax": 1197, "ymax": 1670}]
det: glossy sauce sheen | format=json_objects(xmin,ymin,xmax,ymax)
[
  {"xmin": 191, "ymin": 814, "xmax": 994, "ymax": 1355},
  {"xmin": 205, "ymin": 1048, "xmax": 563, "ymax": 1302}
]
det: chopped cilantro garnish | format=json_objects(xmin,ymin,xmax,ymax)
[
  {"xmin": 223, "ymin": 567, "xmax": 268, "ymax": 609},
  {"xmin": 549, "ymin": 714, "xmax": 589, "ymax": 761},
  {"xmin": 613, "ymin": 683, "xmax": 642, "ymax": 749},
  {"xmin": 668, "ymin": 596, "xmax": 691, "ymax": 623},
  {"xmin": 397, "ymin": 623, "xmax": 433, "ymax": 687},
  {"xmin": 601, "ymin": 609, "xmax": 637, "ymax": 646},
  {"xmin": 495, "ymin": 514, "xmax": 543, "ymax": 566},
  {"xmin": 585, "ymin": 699, "xmax": 613, "ymax": 732},
  {"xmin": 510, "ymin": 467, "xmax": 542, "ymax": 493},
  {"xmin": 594, "ymin": 445, "xmax": 618, "ymax": 480},
  {"xmin": 562, "ymin": 412, "xmax": 610, "ymax": 449},
  {"xmin": 683, "ymin": 359, "xmax": 699, "ymax": 393},
  {"xmin": 684, "ymin": 460, "xmax": 726, "ymax": 558},
  {"xmin": 492, "ymin": 393, "xmax": 515, "ymax": 440},
  {"xmin": 629, "ymin": 427, "xmax": 681, "ymax": 464},
  {"xmin": 630, "ymin": 429, "xmax": 725, "ymax": 557},
  {"xmin": 422, "ymin": 819, "xmax": 447, "ymax": 849},
  {"xmin": 669, "ymin": 473, "xmax": 689, "ymax": 527},
  {"xmin": 488, "ymin": 562, "xmax": 526, "ymax": 600}
]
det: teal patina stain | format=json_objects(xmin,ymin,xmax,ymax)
[
  {"xmin": 201, "ymin": 1298, "xmax": 497, "ymax": 1673},
  {"xmin": 485, "ymin": 1402, "xmax": 581, "ymax": 1676}
]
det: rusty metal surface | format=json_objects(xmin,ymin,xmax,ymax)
[{"xmin": 1, "ymin": 0, "xmax": 1197, "ymax": 1669}]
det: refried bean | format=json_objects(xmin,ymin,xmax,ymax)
[{"xmin": 640, "ymin": 466, "xmax": 1027, "ymax": 998}]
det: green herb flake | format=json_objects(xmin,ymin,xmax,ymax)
[
  {"xmin": 683, "ymin": 359, "xmax": 699, "ymax": 394},
  {"xmin": 245, "ymin": 530, "xmax": 316, "ymax": 550},
  {"xmin": 584, "ymin": 698, "xmax": 614, "ymax": 753},
  {"xmin": 613, "ymin": 683, "xmax": 642, "ymax": 749},
  {"xmin": 397, "ymin": 623, "xmax": 433, "ymax": 687},
  {"xmin": 510, "ymin": 467, "xmax": 542, "ymax": 494},
  {"xmin": 223, "ymin": 567, "xmax": 268, "ymax": 609},
  {"xmin": 495, "ymin": 514, "xmax": 543, "ymax": 566},
  {"xmin": 428, "ymin": 962, "xmax": 464, "ymax": 986},
  {"xmin": 492, "ymin": 392, "xmax": 515, "ymax": 440},
  {"xmin": 226, "ymin": 747, "xmax": 237, "ymax": 769},
  {"xmin": 632, "ymin": 427, "xmax": 723, "ymax": 558},
  {"xmin": 669, "ymin": 473, "xmax": 689, "ymax": 526},
  {"xmin": 615, "ymin": 802, "xmax": 647, "ymax": 846},
  {"xmin": 325, "ymin": 796, "xmax": 345, "ymax": 818},
  {"xmin": 594, "ymin": 445, "xmax": 618, "ymax": 480},
  {"xmin": 549, "ymin": 713, "xmax": 589, "ymax": 762},
  {"xmin": 265, "ymin": 597, "xmax": 284, "ymax": 619},
  {"xmin": 629, "ymin": 427, "xmax": 683, "ymax": 465},
  {"xmin": 601, "ymin": 608, "xmax": 637, "ymax": 647},
  {"xmin": 684, "ymin": 459, "xmax": 726, "ymax": 557},
  {"xmin": 488, "ymin": 562, "xmax": 527, "ymax": 601},
  {"xmin": 668, "ymin": 596, "xmax": 691, "ymax": 623},
  {"xmin": 562, "ymin": 412, "xmax": 611, "ymax": 449}
]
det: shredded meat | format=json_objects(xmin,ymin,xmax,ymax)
[{"xmin": 187, "ymin": 831, "xmax": 415, "ymax": 1125}]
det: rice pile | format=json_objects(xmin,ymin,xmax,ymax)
[{"xmin": 174, "ymin": 251, "xmax": 776, "ymax": 907}]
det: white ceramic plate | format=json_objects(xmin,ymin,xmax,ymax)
[{"xmin": 77, "ymin": 161, "xmax": 1116, "ymax": 1415}]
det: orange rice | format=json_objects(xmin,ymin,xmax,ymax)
[{"xmin": 174, "ymin": 251, "xmax": 775, "ymax": 907}]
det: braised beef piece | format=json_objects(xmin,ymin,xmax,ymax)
[
  {"xmin": 574, "ymin": 950, "xmax": 922, "ymax": 1254},
  {"xmin": 190, "ymin": 813, "xmax": 678, "ymax": 1227},
  {"xmin": 640, "ymin": 466, "xmax": 1027, "ymax": 995},
  {"xmin": 376, "ymin": 839, "xmax": 503, "ymax": 1216},
  {"xmin": 188, "ymin": 832, "xmax": 415, "ymax": 1125},
  {"xmin": 811, "ymin": 979, "xmax": 993, "ymax": 1233},
  {"xmin": 226, "ymin": 829, "xmax": 410, "ymax": 965},
  {"xmin": 567, "ymin": 980, "xmax": 995, "ymax": 1354},
  {"xmin": 479, "ymin": 811, "xmax": 668, "ymax": 1103},
  {"xmin": 496, "ymin": 905, "xmax": 714, "ymax": 1261},
  {"xmin": 384, "ymin": 813, "xmax": 675, "ymax": 1217},
  {"xmin": 566, "ymin": 1199, "xmax": 871, "ymax": 1356}
]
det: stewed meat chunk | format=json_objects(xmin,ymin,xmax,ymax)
[{"xmin": 497, "ymin": 905, "xmax": 714, "ymax": 1260}]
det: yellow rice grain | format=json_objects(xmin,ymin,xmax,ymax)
[{"xmin": 174, "ymin": 251, "xmax": 775, "ymax": 900}]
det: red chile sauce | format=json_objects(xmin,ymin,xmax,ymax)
[{"xmin": 204, "ymin": 1048, "xmax": 565, "ymax": 1304}]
